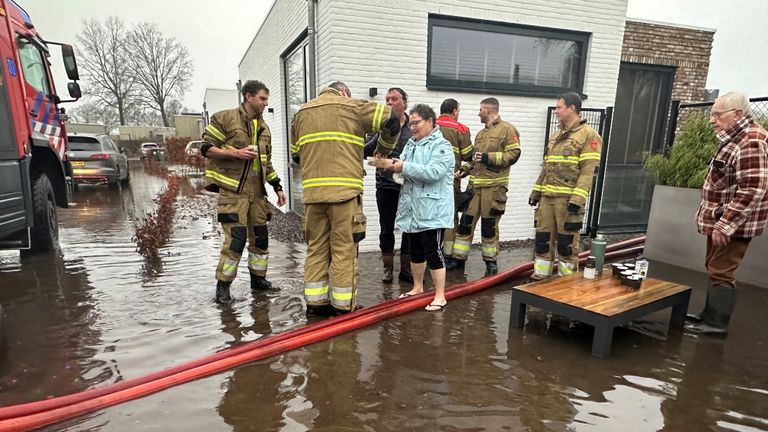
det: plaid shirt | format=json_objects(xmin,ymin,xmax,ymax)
[{"xmin": 696, "ymin": 115, "xmax": 768, "ymax": 238}]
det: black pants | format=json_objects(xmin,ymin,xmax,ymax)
[
  {"xmin": 377, "ymin": 188, "xmax": 410, "ymax": 254},
  {"xmin": 406, "ymin": 229, "xmax": 446, "ymax": 270}
]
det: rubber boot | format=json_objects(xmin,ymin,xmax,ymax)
[
  {"xmin": 382, "ymin": 253, "xmax": 394, "ymax": 283},
  {"xmin": 686, "ymin": 284, "xmax": 737, "ymax": 336},
  {"xmin": 332, "ymin": 304, "xmax": 364, "ymax": 316},
  {"xmin": 485, "ymin": 260, "xmax": 498, "ymax": 276},
  {"xmin": 398, "ymin": 253, "xmax": 413, "ymax": 283},
  {"xmin": 250, "ymin": 272, "xmax": 273, "ymax": 293},
  {"xmin": 306, "ymin": 304, "xmax": 335, "ymax": 317},
  {"xmin": 215, "ymin": 280, "xmax": 232, "ymax": 305},
  {"xmin": 686, "ymin": 281, "xmax": 714, "ymax": 323},
  {"xmin": 445, "ymin": 256, "xmax": 466, "ymax": 271}
]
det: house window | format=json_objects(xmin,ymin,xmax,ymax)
[
  {"xmin": 427, "ymin": 15, "xmax": 589, "ymax": 97},
  {"xmin": 283, "ymin": 37, "xmax": 310, "ymax": 214}
]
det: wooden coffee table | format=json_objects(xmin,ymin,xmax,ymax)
[{"xmin": 510, "ymin": 271, "xmax": 691, "ymax": 358}]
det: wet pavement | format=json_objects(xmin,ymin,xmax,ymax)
[{"xmin": 0, "ymin": 164, "xmax": 766, "ymax": 431}]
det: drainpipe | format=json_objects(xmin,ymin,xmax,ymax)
[{"xmin": 307, "ymin": 0, "xmax": 317, "ymax": 99}]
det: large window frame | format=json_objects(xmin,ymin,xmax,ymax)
[
  {"xmin": 281, "ymin": 31, "xmax": 310, "ymax": 214},
  {"xmin": 427, "ymin": 15, "xmax": 590, "ymax": 98}
]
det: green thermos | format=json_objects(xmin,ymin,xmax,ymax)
[{"xmin": 591, "ymin": 234, "xmax": 607, "ymax": 275}]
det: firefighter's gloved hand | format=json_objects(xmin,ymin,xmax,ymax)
[
  {"xmin": 567, "ymin": 203, "xmax": 581, "ymax": 214},
  {"xmin": 528, "ymin": 197, "xmax": 539, "ymax": 207}
]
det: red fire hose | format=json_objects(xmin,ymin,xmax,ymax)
[{"xmin": 0, "ymin": 237, "xmax": 645, "ymax": 431}]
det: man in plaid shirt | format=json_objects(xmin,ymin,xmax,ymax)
[{"xmin": 688, "ymin": 92, "xmax": 768, "ymax": 335}]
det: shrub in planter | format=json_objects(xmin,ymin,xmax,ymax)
[
  {"xmin": 645, "ymin": 112, "xmax": 768, "ymax": 188},
  {"xmin": 644, "ymin": 111, "xmax": 718, "ymax": 189}
]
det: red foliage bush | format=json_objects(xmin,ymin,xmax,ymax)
[{"xmin": 134, "ymin": 175, "xmax": 181, "ymax": 257}]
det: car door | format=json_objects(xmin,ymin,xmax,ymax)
[{"xmin": 105, "ymin": 136, "xmax": 127, "ymax": 175}]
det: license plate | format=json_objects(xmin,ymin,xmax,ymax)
[{"xmin": 71, "ymin": 161, "xmax": 85, "ymax": 167}]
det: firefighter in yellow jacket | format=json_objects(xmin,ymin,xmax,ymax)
[
  {"xmin": 201, "ymin": 80, "xmax": 286, "ymax": 304},
  {"xmin": 435, "ymin": 98, "xmax": 473, "ymax": 269},
  {"xmin": 291, "ymin": 82, "xmax": 400, "ymax": 316},
  {"xmin": 528, "ymin": 92, "xmax": 602, "ymax": 279},
  {"xmin": 452, "ymin": 97, "xmax": 521, "ymax": 276}
]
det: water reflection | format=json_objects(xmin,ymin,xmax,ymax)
[{"xmin": 1, "ymin": 164, "xmax": 767, "ymax": 432}]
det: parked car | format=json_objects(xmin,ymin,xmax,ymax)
[
  {"xmin": 68, "ymin": 134, "xmax": 130, "ymax": 189},
  {"xmin": 139, "ymin": 142, "xmax": 160, "ymax": 160},
  {"xmin": 185, "ymin": 140, "xmax": 204, "ymax": 157}
]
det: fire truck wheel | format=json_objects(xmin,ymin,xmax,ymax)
[{"xmin": 28, "ymin": 172, "xmax": 59, "ymax": 253}]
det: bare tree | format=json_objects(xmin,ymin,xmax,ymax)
[
  {"xmin": 76, "ymin": 17, "xmax": 135, "ymax": 125},
  {"xmin": 68, "ymin": 98, "xmax": 118, "ymax": 127},
  {"xmin": 128, "ymin": 23, "xmax": 193, "ymax": 127}
]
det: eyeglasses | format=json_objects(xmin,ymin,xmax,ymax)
[
  {"xmin": 710, "ymin": 109, "xmax": 737, "ymax": 119},
  {"xmin": 409, "ymin": 119, "xmax": 424, "ymax": 128}
]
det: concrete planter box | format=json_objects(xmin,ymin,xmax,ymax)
[{"xmin": 644, "ymin": 185, "xmax": 768, "ymax": 288}]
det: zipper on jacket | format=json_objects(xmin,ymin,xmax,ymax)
[{"xmin": 236, "ymin": 119, "xmax": 255, "ymax": 194}]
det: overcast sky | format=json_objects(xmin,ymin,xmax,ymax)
[{"xmin": 19, "ymin": 0, "xmax": 768, "ymax": 111}]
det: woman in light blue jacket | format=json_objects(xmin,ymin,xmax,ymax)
[{"xmin": 369, "ymin": 104, "xmax": 454, "ymax": 311}]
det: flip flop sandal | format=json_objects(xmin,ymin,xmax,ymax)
[
  {"xmin": 398, "ymin": 292, "xmax": 420, "ymax": 299},
  {"xmin": 425, "ymin": 302, "xmax": 447, "ymax": 311}
]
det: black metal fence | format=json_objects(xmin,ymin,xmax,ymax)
[{"xmin": 666, "ymin": 96, "xmax": 768, "ymax": 148}]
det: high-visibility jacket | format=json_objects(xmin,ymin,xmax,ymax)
[
  {"xmin": 529, "ymin": 119, "xmax": 602, "ymax": 208},
  {"xmin": 465, "ymin": 116, "xmax": 521, "ymax": 189},
  {"xmin": 436, "ymin": 115, "xmax": 473, "ymax": 172},
  {"xmin": 201, "ymin": 105, "xmax": 281, "ymax": 194},
  {"xmin": 290, "ymin": 87, "xmax": 400, "ymax": 204}
]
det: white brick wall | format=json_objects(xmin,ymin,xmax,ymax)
[{"xmin": 240, "ymin": 0, "xmax": 627, "ymax": 253}]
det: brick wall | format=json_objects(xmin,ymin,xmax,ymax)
[{"xmin": 622, "ymin": 20, "xmax": 714, "ymax": 103}]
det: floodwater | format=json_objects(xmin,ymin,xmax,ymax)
[{"xmin": 0, "ymin": 164, "xmax": 766, "ymax": 431}]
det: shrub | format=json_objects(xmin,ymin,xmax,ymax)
[
  {"xmin": 134, "ymin": 175, "xmax": 181, "ymax": 257},
  {"xmin": 646, "ymin": 112, "xmax": 768, "ymax": 189},
  {"xmin": 644, "ymin": 111, "xmax": 719, "ymax": 189}
]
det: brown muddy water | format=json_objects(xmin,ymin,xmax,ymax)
[{"xmin": 0, "ymin": 164, "xmax": 766, "ymax": 431}]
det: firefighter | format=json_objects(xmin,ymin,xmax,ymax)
[
  {"xmin": 452, "ymin": 98, "xmax": 521, "ymax": 276},
  {"xmin": 200, "ymin": 80, "xmax": 286, "ymax": 304},
  {"xmin": 291, "ymin": 81, "xmax": 400, "ymax": 316},
  {"xmin": 435, "ymin": 98, "xmax": 473, "ymax": 270},
  {"xmin": 528, "ymin": 92, "xmax": 602, "ymax": 280}
]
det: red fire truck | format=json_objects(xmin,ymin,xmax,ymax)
[{"xmin": 0, "ymin": 0, "xmax": 81, "ymax": 253}]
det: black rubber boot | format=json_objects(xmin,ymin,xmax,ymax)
[
  {"xmin": 215, "ymin": 280, "xmax": 233, "ymax": 305},
  {"xmin": 686, "ymin": 282, "xmax": 714, "ymax": 323},
  {"xmin": 399, "ymin": 254, "xmax": 413, "ymax": 283},
  {"xmin": 382, "ymin": 253, "xmax": 394, "ymax": 283},
  {"xmin": 485, "ymin": 261, "xmax": 498, "ymax": 276},
  {"xmin": 686, "ymin": 284, "xmax": 737, "ymax": 336},
  {"xmin": 445, "ymin": 257, "xmax": 466, "ymax": 271},
  {"xmin": 250, "ymin": 273, "xmax": 273, "ymax": 293},
  {"xmin": 332, "ymin": 304, "xmax": 364, "ymax": 316},
  {"xmin": 306, "ymin": 304, "xmax": 335, "ymax": 317}
]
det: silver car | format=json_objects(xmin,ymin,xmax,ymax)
[{"xmin": 68, "ymin": 133, "xmax": 130, "ymax": 189}]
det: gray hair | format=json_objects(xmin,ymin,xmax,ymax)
[
  {"xmin": 328, "ymin": 81, "xmax": 351, "ymax": 97},
  {"xmin": 718, "ymin": 92, "xmax": 751, "ymax": 115}
]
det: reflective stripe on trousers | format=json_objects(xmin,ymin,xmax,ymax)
[
  {"xmin": 533, "ymin": 258, "xmax": 553, "ymax": 278},
  {"xmin": 248, "ymin": 253, "xmax": 268, "ymax": 272},
  {"xmin": 305, "ymin": 280, "xmax": 330, "ymax": 304},
  {"xmin": 558, "ymin": 260, "xmax": 576, "ymax": 276},
  {"xmin": 331, "ymin": 284, "xmax": 353, "ymax": 310}
]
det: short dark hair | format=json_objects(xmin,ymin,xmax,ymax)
[
  {"xmin": 480, "ymin": 97, "xmax": 499, "ymax": 111},
  {"xmin": 409, "ymin": 104, "xmax": 436, "ymax": 126},
  {"xmin": 559, "ymin": 92, "xmax": 582, "ymax": 113},
  {"xmin": 241, "ymin": 80, "xmax": 269, "ymax": 97},
  {"xmin": 440, "ymin": 98, "xmax": 459, "ymax": 114},
  {"xmin": 387, "ymin": 87, "xmax": 408, "ymax": 109},
  {"xmin": 329, "ymin": 81, "xmax": 351, "ymax": 97}
]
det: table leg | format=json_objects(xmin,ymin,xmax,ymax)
[
  {"xmin": 670, "ymin": 290, "xmax": 691, "ymax": 329},
  {"xmin": 511, "ymin": 297, "xmax": 526, "ymax": 329},
  {"xmin": 591, "ymin": 325, "xmax": 614, "ymax": 359}
]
